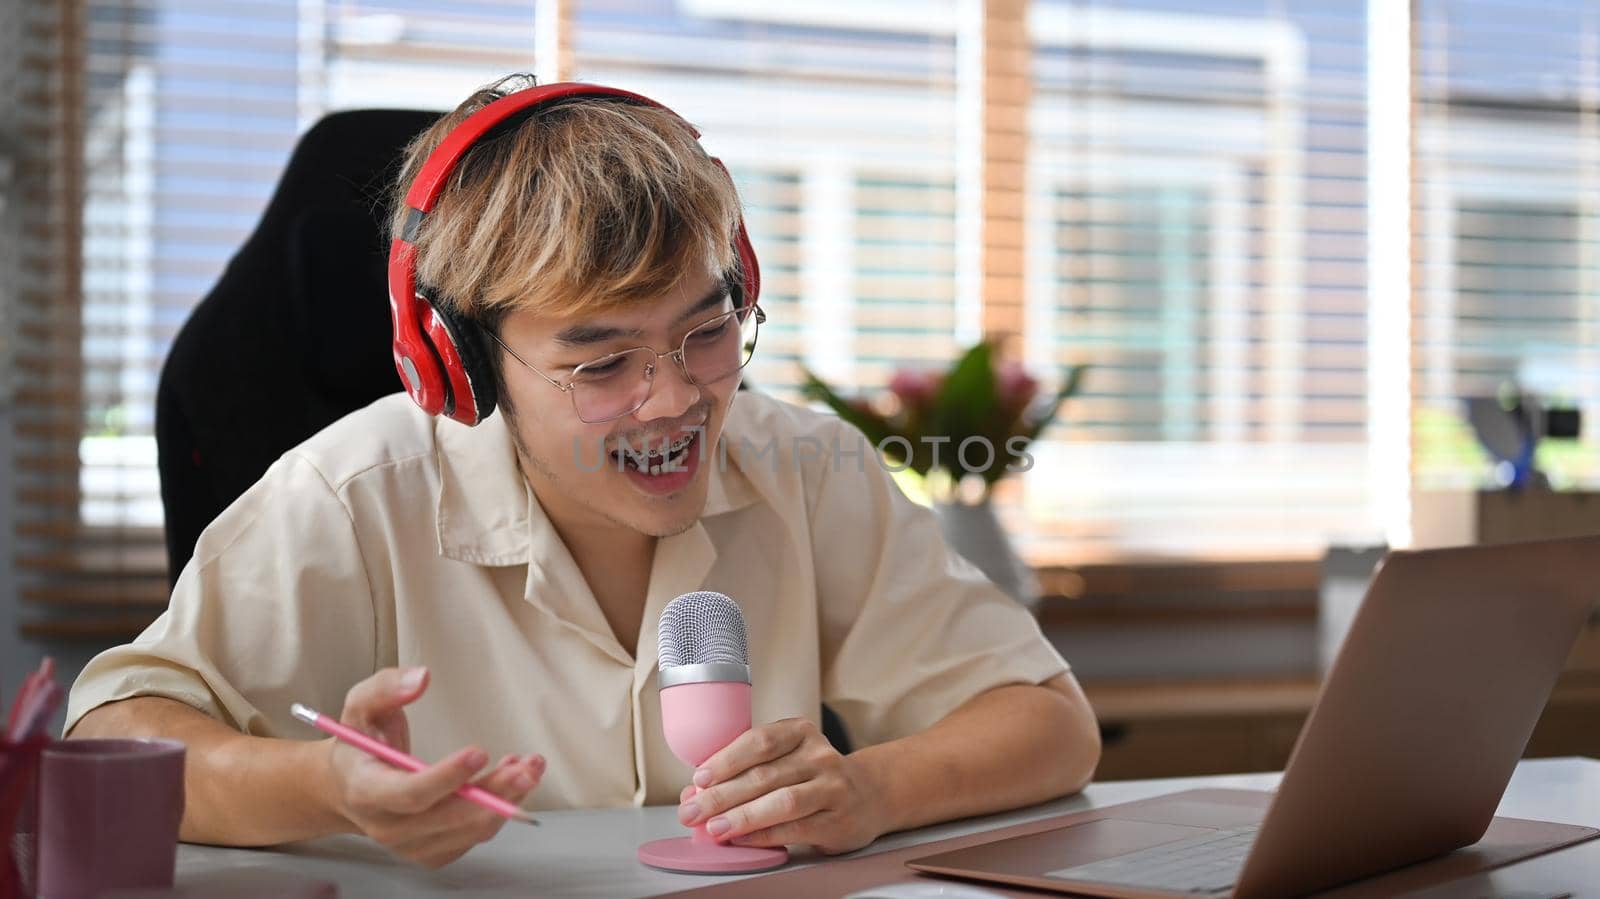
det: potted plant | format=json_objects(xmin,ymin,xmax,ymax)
[{"xmin": 801, "ymin": 342, "xmax": 1085, "ymax": 606}]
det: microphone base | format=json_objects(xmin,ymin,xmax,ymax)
[{"xmin": 637, "ymin": 837, "xmax": 788, "ymax": 874}]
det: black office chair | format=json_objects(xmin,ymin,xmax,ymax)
[
  {"xmin": 156, "ymin": 108, "xmax": 852, "ymax": 753},
  {"xmin": 158, "ymin": 107, "xmax": 762, "ymax": 582},
  {"xmin": 156, "ymin": 109, "xmax": 438, "ymax": 584}
]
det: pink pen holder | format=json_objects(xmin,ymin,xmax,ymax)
[
  {"xmin": 1, "ymin": 736, "xmax": 49, "ymax": 899},
  {"xmin": 36, "ymin": 739, "xmax": 186, "ymax": 899}
]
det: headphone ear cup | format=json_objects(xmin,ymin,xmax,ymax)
[
  {"xmin": 389, "ymin": 240, "xmax": 452, "ymax": 417},
  {"xmin": 424, "ymin": 300, "xmax": 498, "ymax": 425},
  {"xmin": 708, "ymin": 157, "xmax": 760, "ymax": 307},
  {"xmin": 731, "ymin": 211, "xmax": 760, "ymax": 308}
]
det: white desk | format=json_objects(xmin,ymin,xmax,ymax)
[{"xmin": 174, "ymin": 757, "xmax": 1600, "ymax": 898}]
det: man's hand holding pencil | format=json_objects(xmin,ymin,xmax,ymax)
[{"xmin": 309, "ymin": 667, "xmax": 544, "ymax": 869}]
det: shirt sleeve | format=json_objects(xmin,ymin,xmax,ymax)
[
  {"xmin": 809, "ymin": 419, "xmax": 1069, "ymax": 749},
  {"xmin": 64, "ymin": 452, "xmax": 379, "ymax": 738}
]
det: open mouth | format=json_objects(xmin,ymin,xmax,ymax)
[{"xmin": 611, "ymin": 431, "xmax": 698, "ymax": 476}]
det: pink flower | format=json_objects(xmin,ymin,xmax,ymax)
[
  {"xmin": 887, "ymin": 368, "xmax": 943, "ymax": 411},
  {"xmin": 995, "ymin": 361, "xmax": 1039, "ymax": 414}
]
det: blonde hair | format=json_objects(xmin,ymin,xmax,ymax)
[{"xmin": 390, "ymin": 74, "xmax": 742, "ymax": 323}]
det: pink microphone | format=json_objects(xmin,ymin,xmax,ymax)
[{"xmin": 637, "ymin": 591, "xmax": 789, "ymax": 874}]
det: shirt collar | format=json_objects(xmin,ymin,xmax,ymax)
[
  {"xmin": 433, "ymin": 409, "xmax": 761, "ymax": 566},
  {"xmin": 434, "ymin": 411, "xmax": 530, "ymax": 566}
]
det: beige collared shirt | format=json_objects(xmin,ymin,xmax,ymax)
[{"xmin": 66, "ymin": 391, "xmax": 1069, "ymax": 810}]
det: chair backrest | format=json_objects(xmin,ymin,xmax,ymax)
[{"xmin": 157, "ymin": 109, "xmax": 441, "ymax": 585}]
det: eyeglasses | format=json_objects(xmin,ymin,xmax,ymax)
[{"xmin": 491, "ymin": 304, "xmax": 765, "ymax": 423}]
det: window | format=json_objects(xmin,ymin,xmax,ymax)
[
  {"xmin": 853, "ymin": 173, "xmax": 961, "ymax": 381},
  {"xmin": 10, "ymin": 1, "xmax": 1598, "ymax": 635},
  {"xmin": 1020, "ymin": 1, "xmax": 1374, "ymax": 558},
  {"xmin": 1414, "ymin": 0, "xmax": 1600, "ymax": 490}
]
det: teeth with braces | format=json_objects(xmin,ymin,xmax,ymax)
[{"xmin": 620, "ymin": 433, "xmax": 696, "ymax": 475}]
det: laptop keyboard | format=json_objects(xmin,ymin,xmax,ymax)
[{"xmin": 1044, "ymin": 824, "xmax": 1259, "ymax": 895}]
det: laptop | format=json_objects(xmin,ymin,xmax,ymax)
[{"xmin": 908, "ymin": 536, "xmax": 1600, "ymax": 898}]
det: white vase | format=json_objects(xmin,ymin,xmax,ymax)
[{"xmin": 933, "ymin": 498, "xmax": 1041, "ymax": 610}]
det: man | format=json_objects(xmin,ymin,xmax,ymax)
[{"xmin": 67, "ymin": 75, "xmax": 1101, "ymax": 869}]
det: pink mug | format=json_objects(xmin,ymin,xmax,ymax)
[{"xmin": 38, "ymin": 739, "xmax": 186, "ymax": 899}]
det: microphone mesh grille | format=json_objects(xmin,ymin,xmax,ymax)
[{"xmin": 657, "ymin": 591, "xmax": 748, "ymax": 669}]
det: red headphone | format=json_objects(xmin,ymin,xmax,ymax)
[{"xmin": 387, "ymin": 82, "xmax": 762, "ymax": 426}]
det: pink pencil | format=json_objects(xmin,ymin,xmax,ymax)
[{"xmin": 290, "ymin": 703, "xmax": 538, "ymax": 826}]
